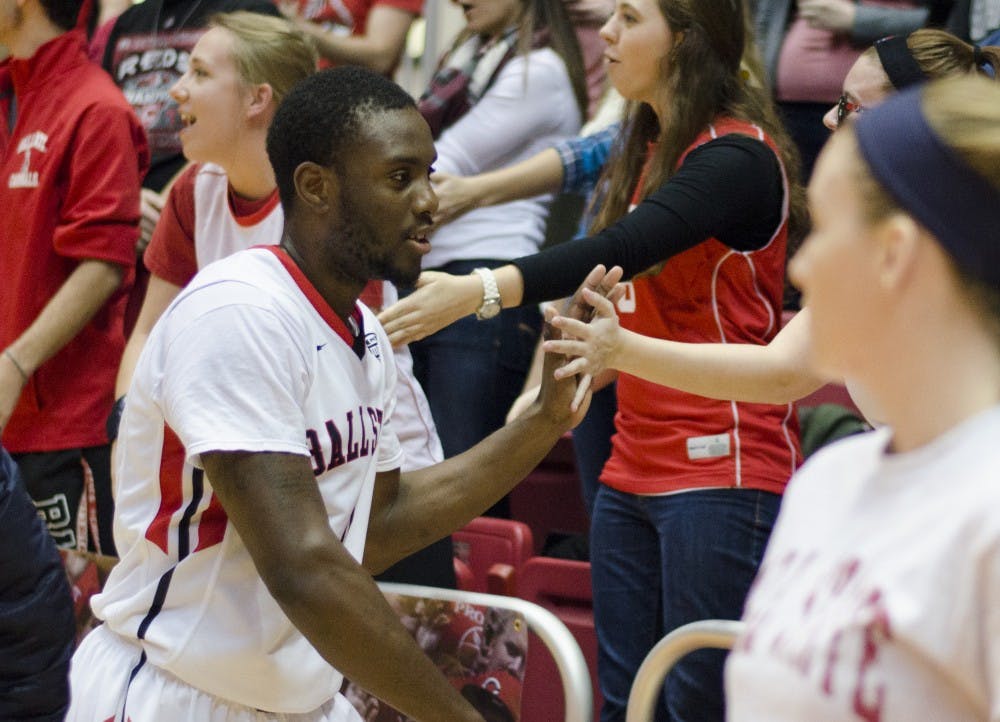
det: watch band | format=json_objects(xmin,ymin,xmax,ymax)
[{"xmin": 473, "ymin": 267, "xmax": 501, "ymax": 320}]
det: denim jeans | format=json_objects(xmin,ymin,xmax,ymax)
[
  {"xmin": 590, "ymin": 485, "xmax": 781, "ymax": 722},
  {"xmin": 571, "ymin": 383, "xmax": 617, "ymax": 517},
  {"xmin": 409, "ymin": 260, "xmax": 542, "ymax": 515}
]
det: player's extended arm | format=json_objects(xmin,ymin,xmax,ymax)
[
  {"xmin": 115, "ymin": 275, "xmax": 182, "ymax": 398},
  {"xmin": 364, "ymin": 271, "xmax": 624, "ymax": 569},
  {"xmin": 200, "ymin": 450, "xmax": 488, "ymax": 722},
  {"xmin": 431, "ymin": 147, "xmax": 565, "ymax": 227},
  {"xmin": 284, "ymin": 4, "xmax": 415, "ymax": 76},
  {"xmin": 546, "ymin": 289, "xmax": 827, "ymax": 405},
  {"xmin": 1, "ymin": 260, "xmax": 123, "ymax": 433},
  {"xmin": 378, "ymin": 253, "xmax": 617, "ymax": 349}
]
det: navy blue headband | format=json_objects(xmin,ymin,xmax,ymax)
[
  {"xmin": 853, "ymin": 86, "xmax": 1000, "ymax": 290},
  {"xmin": 875, "ymin": 35, "xmax": 927, "ymax": 90}
]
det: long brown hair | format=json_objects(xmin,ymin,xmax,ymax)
[
  {"xmin": 589, "ymin": 0, "xmax": 807, "ymax": 248},
  {"xmin": 450, "ymin": 0, "xmax": 589, "ymax": 123}
]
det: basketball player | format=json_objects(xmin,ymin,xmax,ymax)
[{"xmin": 67, "ymin": 66, "xmax": 611, "ymax": 722}]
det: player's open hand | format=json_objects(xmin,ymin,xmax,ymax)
[
  {"xmin": 533, "ymin": 264, "xmax": 625, "ymax": 421},
  {"xmin": 544, "ymin": 285, "xmax": 624, "ymax": 384},
  {"xmin": 531, "ymin": 306, "xmax": 592, "ymax": 429}
]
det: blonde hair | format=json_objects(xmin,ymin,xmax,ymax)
[
  {"xmin": 209, "ymin": 12, "xmax": 318, "ymax": 107},
  {"xmin": 922, "ymin": 76, "xmax": 1000, "ymax": 191},
  {"xmin": 854, "ymin": 77, "xmax": 1000, "ymax": 335}
]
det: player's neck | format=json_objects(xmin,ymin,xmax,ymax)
[{"xmin": 279, "ymin": 232, "xmax": 364, "ymax": 324}]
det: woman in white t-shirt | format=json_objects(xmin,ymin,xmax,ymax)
[
  {"xmin": 722, "ymin": 76, "xmax": 1000, "ymax": 721},
  {"xmin": 407, "ymin": 0, "xmax": 587, "ymax": 498}
]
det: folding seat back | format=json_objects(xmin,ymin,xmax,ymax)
[
  {"xmin": 452, "ymin": 516, "xmax": 534, "ymax": 596},
  {"xmin": 517, "ymin": 557, "xmax": 601, "ymax": 721}
]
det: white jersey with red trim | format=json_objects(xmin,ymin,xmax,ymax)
[
  {"xmin": 94, "ymin": 245, "xmax": 403, "ymax": 714},
  {"xmin": 148, "ymin": 163, "xmax": 442, "ymax": 472},
  {"xmin": 726, "ymin": 406, "xmax": 1000, "ymax": 721}
]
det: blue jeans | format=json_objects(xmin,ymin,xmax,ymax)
[
  {"xmin": 409, "ymin": 260, "xmax": 542, "ymax": 515},
  {"xmin": 571, "ymin": 383, "xmax": 617, "ymax": 517},
  {"xmin": 590, "ymin": 485, "xmax": 780, "ymax": 722}
]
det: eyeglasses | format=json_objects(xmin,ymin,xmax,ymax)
[{"xmin": 835, "ymin": 94, "xmax": 863, "ymax": 127}]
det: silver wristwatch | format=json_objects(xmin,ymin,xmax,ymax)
[{"xmin": 473, "ymin": 267, "xmax": 501, "ymax": 320}]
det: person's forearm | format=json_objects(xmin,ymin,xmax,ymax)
[
  {"xmin": 851, "ymin": 4, "xmax": 926, "ymax": 43},
  {"xmin": 269, "ymin": 540, "xmax": 481, "ymax": 721},
  {"xmin": 202, "ymin": 451, "xmax": 483, "ymax": 722},
  {"xmin": 612, "ymin": 312, "xmax": 826, "ymax": 404},
  {"xmin": 293, "ymin": 6, "xmax": 413, "ymax": 76},
  {"xmin": 366, "ymin": 399, "xmax": 568, "ymax": 571},
  {"xmin": 299, "ymin": 25, "xmax": 397, "ymax": 74},
  {"xmin": 7, "ymin": 260, "xmax": 124, "ymax": 376},
  {"xmin": 467, "ymin": 147, "xmax": 565, "ymax": 208},
  {"xmin": 115, "ymin": 275, "xmax": 182, "ymax": 398}
]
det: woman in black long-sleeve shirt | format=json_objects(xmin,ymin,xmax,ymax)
[{"xmin": 382, "ymin": 0, "xmax": 806, "ymax": 717}]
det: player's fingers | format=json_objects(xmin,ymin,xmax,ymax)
[
  {"xmin": 581, "ymin": 287, "xmax": 617, "ymax": 317},
  {"xmin": 562, "ymin": 265, "xmax": 607, "ymax": 320}
]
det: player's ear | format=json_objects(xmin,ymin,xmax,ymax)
[{"xmin": 293, "ymin": 161, "xmax": 339, "ymax": 215}]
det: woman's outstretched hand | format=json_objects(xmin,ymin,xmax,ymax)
[
  {"xmin": 546, "ymin": 285, "xmax": 625, "ymax": 379},
  {"xmin": 378, "ymin": 271, "xmax": 482, "ymax": 347},
  {"xmin": 544, "ymin": 265, "xmax": 625, "ymax": 411}
]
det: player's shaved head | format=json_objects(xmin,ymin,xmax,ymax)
[{"xmin": 267, "ymin": 66, "xmax": 417, "ymax": 212}]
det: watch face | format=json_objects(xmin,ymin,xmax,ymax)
[{"xmin": 479, "ymin": 300, "xmax": 501, "ymax": 319}]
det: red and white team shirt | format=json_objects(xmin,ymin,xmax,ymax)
[
  {"xmin": 726, "ymin": 406, "xmax": 1000, "ymax": 721},
  {"xmin": 94, "ymin": 246, "xmax": 403, "ymax": 713},
  {"xmin": 145, "ymin": 162, "xmax": 442, "ymax": 471},
  {"xmin": 602, "ymin": 119, "xmax": 800, "ymax": 496}
]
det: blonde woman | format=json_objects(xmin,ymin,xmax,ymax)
[{"xmin": 725, "ymin": 75, "xmax": 1000, "ymax": 722}]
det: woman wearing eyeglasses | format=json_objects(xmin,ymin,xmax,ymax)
[
  {"xmin": 824, "ymin": 29, "xmax": 1000, "ymax": 129},
  {"xmin": 541, "ymin": 30, "xmax": 1000, "ymax": 426}
]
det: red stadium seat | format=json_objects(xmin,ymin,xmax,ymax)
[
  {"xmin": 453, "ymin": 556, "xmax": 475, "ymax": 592},
  {"xmin": 509, "ymin": 434, "xmax": 590, "ymax": 554},
  {"xmin": 452, "ymin": 516, "xmax": 534, "ymax": 596},
  {"xmin": 517, "ymin": 557, "xmax": 602, "ymax": 721}
]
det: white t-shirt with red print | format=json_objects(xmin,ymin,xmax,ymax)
[{"xmin": 726, "ymin": 406, "xmax": 1000, "ymax": 721}]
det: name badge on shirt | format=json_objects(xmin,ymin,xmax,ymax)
[{"xmin": 687, "ymin": 433, "xmax": 731, "ymax": 460}]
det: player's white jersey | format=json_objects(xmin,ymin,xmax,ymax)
[
  {"xmin": 95, "ymin": 246, "xmax": 403, "ymax": 713},
  {"xmin": 192, "ymin": 163, "xmax": 441, "ymax": 472}
]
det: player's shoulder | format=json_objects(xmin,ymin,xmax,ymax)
[{"xmin": 171, "ymin": 248, "xmax": 290, "ymax": 317}]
